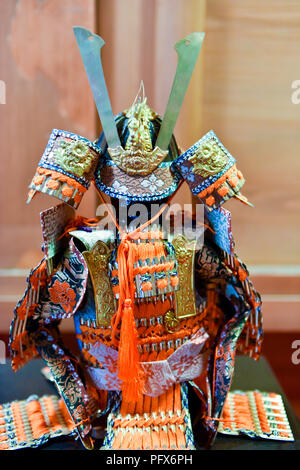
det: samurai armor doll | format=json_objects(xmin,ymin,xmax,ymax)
[{"xmin": 5, "ymin": 28, "xmax": 263, "ymax": 451}]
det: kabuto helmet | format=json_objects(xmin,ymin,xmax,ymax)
[
  {"xmin": 95, "ymin": 84, "xmax": 182, "ymax": 203},
  {"xmin": 73, "ymin": 27, "xmax": 202, "ymax": 205}
]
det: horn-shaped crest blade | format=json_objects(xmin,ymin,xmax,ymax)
[
  {"xmin": 156, "ymin": 32, "xmax": 205, "ymax": 153},
  {"xmin": 73, "ymin": 26, "xmax": 120, "ymax": 148}
]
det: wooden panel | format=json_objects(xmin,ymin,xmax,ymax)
[
  {"xmin": 152, "ymin": 0, "xmax": 206, "ymax": 207},
  {"xmin": 261, "ymin": 299, "xmax": 300, "ymax": 331},
  {"xmin": 204, "ymin": 0, "xmax": 300, "ymax": 265},
  {"xmin": 0, "ymin": 0, "xmax": 97, "ymax": 270},
  {"xmin": 97, "ymin": 0, "xmax": 157, "ymax": 121},
  {"xmin": 251, "ymin": 275, "xmax": 300, "ymax": 295},
  {"xmin": 151, "ymin": 0, "xmax": 206, "ymax": 148}
]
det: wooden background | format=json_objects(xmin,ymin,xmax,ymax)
[{"xmin": 0, "ymin": 0, "xmax": 299, "ymax": 335}]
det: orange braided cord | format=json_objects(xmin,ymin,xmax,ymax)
[{"xmin": 107, "ymin": 384, "xmax": 189, "ymax": 450}]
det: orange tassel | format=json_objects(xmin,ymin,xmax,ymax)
[
  {"xmin": 170, "ymin": 276, "xmax": 179, "ymax": 287},
  {"xmin": 157, "ymin": 278, "xmax": 168, "ymax": 290},
  {"xmin": 118, "ymin": 299, "xmax": 144, "ymax": 401}
]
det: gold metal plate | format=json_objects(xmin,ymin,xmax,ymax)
[
  {"xmin": 164, "ymin": 309, "xmax": 180, "ymax": 333},
  {"xmin": 172, "ymin": 234, "xmax": 197, "ymax": 320},
  {"xmin": 108, "ymin": 145, "xmax": 168, "ymax": 176},
  {"xmin": 83, "ymin": 240, "xmax": 115, "ymax": 327},
  {"xmin": 188, "ymin": 138, "xmax": 228, "ymax": 178}
]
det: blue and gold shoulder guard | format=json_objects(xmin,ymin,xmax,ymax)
[
  {"xmin": 27, "ymin": 129, "xmax": 101, "ymax": 209},
  {"xmin": 174, "ymin": 130, "xmax": 249, "ymax": 210}
]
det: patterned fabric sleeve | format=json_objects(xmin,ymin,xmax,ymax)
[{"xmin": 9, "ymin": 239, "xmax": 88, "ymax": 372}]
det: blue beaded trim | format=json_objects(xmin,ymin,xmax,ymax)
[
  {"xmin": 102, "ymin": 159, "xmax": 174, "ymax": 168},
  {"xmin": 140, "ymin": 274, "xmax": 152, "ymax": 282},
  {"xmin": 49, "ymin": 128, "xmax": 101, "ymax": 154},
  {"xmin": 110, "ymin": 277, "xmax": 119, "ymax": 286},
  {"xmin": 154, "ymin": 271, "xmax": 166, "ymax": 280}
]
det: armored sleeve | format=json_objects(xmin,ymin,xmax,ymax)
[{"xmin": 27, "ymin": 129, "xmax": 101, "ymax": 209}]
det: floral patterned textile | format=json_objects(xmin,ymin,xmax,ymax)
[
  {"xmin": 95, "ymin": 160, "xmax": 181, "ymax": 202},
  {"xmin": 33, "ymin": 327, "xmax": 96, "ymax": 440},
  {"xmin": 85, "ymin": 328, "xmax": 209, "ymax": 396},
  {"xmin": 36, "ymin": 239, "xmax": 88, "ymax": 321}
]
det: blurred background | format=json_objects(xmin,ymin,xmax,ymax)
[{"xmin": 0, "ymin": 0, "xmax": 299, "ymax": 416}]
